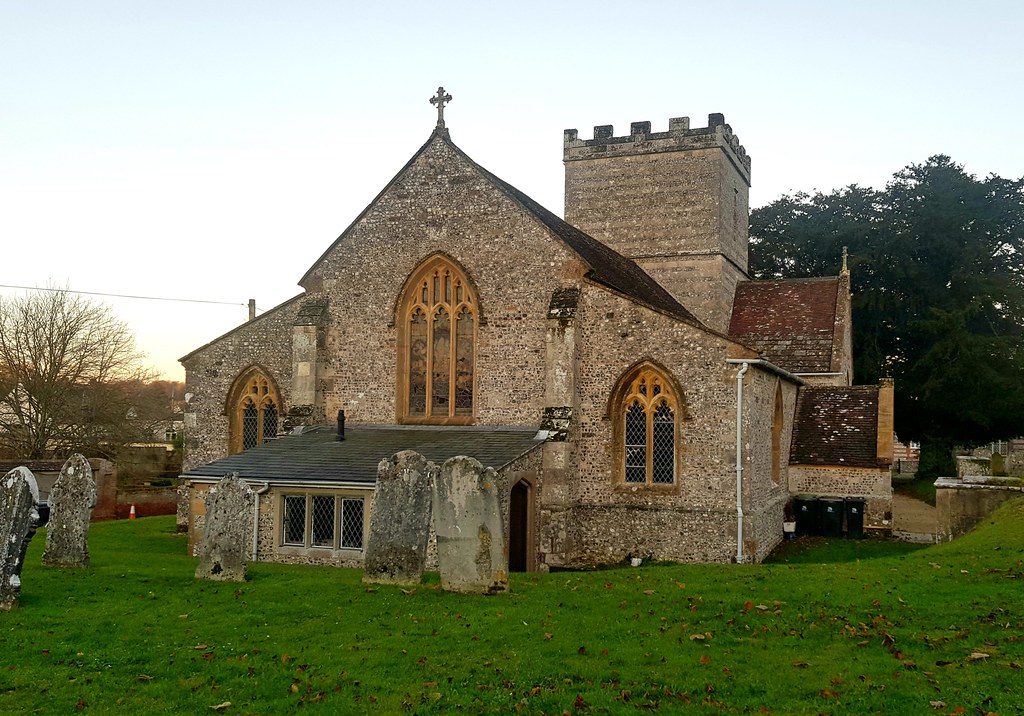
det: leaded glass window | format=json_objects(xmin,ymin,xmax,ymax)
[
  {"xmin": 402, "ymin": 257, "xmax": 478, "ymax": 421},
  {"xmin": 231, "ymin": 371, "xmax": 280, "ymax": 454},
  {"xmin": 311, "ymin": 495, "xmax": 335, "ymax": 547},
  {"xmin": 282, "ymin": 495, "xmax": 306, "ymax": 545},
  {"xmin": 619, "ymin": 367, "xmax": 678, "ymax": 485},
  {"xmin": 341, "ymin": 498, "xmax": 364, "ymax": 549}
]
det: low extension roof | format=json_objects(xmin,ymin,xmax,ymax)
[
  {"xmin": 729, "ymin": 277, "xmax": 840, "ymax": 373},
  {"xmin": 789, "ymin": 386, "xmax": 883, "ymax": 468},
  {"xmin": 183, "ymin": 424, "xmax": 545, "ymax": 486}
]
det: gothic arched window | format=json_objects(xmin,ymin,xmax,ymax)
[
  {"xmin": 229, "ymin": 370, "xmax": 281, "ymax": 453},
  {"xmin": 771, "ymin": 381, "xmax": 785, "ymax": 486},
  {"xmin": 616, "ymin": 365, "xmax": 679, "ymax": 485},
  {"xmin": 399, "ymin": 256, "xmax": 477, "ymax": 423}
]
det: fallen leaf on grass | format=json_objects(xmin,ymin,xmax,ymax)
[
  {"xmin": 136, "ymin": 674, "xmax": 153, "ymax": 682},
  {"xmin": 364, "ymin": 587, "xmax": 377, "ymax": 593},
  {"xmin": 929, "ymin": 563, "xmax": 941, "ymax": 569},
  {"xmin": 689, "ymin": 634, "xmax": 706, "ymax": 641},
  {"xmin": 543, "ymin": 633, "xmax": 552, "ymax": 640},
  {"xmin": 699, "ymin": 655, "xmax": 711, "ymax": 665},
  {"xmin": 819, "ymin": 689, "xmax": 839, "ymax": 699},
  {"xmin": 643, "ymin": 589, "xmax": 655, "ymax": 595},
  {"xmin": 791, "ymin": 660, "xmax": 811, "ymax": 668},
  {"xmin": 210, "ymin": 703, "xmax": 231, "ymax": 711},
  {"xmin": 929, "ymin": 700, "xmax": 945, "ymax": 709},
  {"xmin": 967, "ymin": 652, "xmax": 990, "ymax": 661},
  {"xmin": 401, "ymin": 588, "xmax": 416, "ymax": 596},
  {"xmin": 194, "ymin": 644, "xmax": 209, "ymax": 650}
]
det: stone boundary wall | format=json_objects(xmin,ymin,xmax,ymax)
[
  {"xmin": 935, "ymin": 477, "xmax": 1024, "ymax": 542},
  {"xmin": 787, "ymin": 464, "xmax": 892, "ymax": 526}
]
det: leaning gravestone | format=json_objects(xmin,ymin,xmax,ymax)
[
  {"xmin": 433, "ymin": 456, "xmax": 508, "ymax": 594},
  {"xmin": 195, "ymin": 473, "xmax": 255, "ymax": 582},
  {"xmin": 363, "ymin": 451, "xmax": 435, "ymax": 586},
  {"xmin": 1, "ymin": 467, "xmax": 41, "ymax": 610},
  {"xmin": 42, "ymin": 454, "xmax": 97, "ymax": 568}
]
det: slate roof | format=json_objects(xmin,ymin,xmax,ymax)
[
  {"xmin": 183, "ymin": 424, "xmax": 545, "ymax": 485},
  {"xmin": 729, "ymin": 278, "xmax": 840, "ymax": 373},
  {"xmin": 472, "ymin": 157, "xmax": 703, "ymax": 326},
  {"xmin": 789, "ymin": 386, "xmax": 883, "ymax": 468}
]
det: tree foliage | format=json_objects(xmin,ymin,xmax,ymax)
[
  {"xmin": 750, "ymin": 156, "xmax": 1024, "ymax": 476},
  {"xmin": 0, "ymin": 288, "xmax": 163, "ymax": 459}
]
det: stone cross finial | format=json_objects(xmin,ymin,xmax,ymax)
[
  {"xmin": 430, "ymin": 86, "xmax": 452, "ymax": 128},
  {"xmin": 841, "ymin": 246, "xmax": 849, "ymax": 275}
]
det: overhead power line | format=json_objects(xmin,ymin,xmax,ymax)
[{"xmin": 0, "ymin": 283, "xmax": 259, "ymax": 310}]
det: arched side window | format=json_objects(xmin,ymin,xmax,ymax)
[
  {"xmin": 229, "ymin": 370, "xmax": 281, "ymax": 453},
  {"xmin": 398, "ymin": 256, "xmax": 478, "ymax": 423},
  {"xmin": 615, "ymin": 365, "xmax": 680, "ymax": 486},
  {"xmin": 771, "ymin": 381, "xmax": 785, "ymax": 486}
]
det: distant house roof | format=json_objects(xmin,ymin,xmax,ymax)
[
  {"xmin": 183, "ymin": 424, "xmax": 545, "ymax": 485},
  {"xmin": 790, "ymin": 386, "xmax": 882, "ymax": 468},
  {"xmin": 729, "ymin": 277, "xmax": 840, "ymax": 373}
]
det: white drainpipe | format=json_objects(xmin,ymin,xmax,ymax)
[
  {"xmin": 251, "ymin": 482, "xmax": 270, "ymax": 561},
  {"xmin": 734, "ymin": 361, "xmax": 749, "ymax": 564}
]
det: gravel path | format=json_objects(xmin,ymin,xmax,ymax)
[{"xmin": 892, "ymin": 492, "xmax": 938, "ymax": 542}]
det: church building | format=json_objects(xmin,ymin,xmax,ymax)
[{"xmin": 180, "ymin": 89, "xmax": 893, "ymax": 569}]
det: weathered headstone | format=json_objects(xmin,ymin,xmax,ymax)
[
  {"xmin": 42, "ymin": 454, "xmax": 97, "ymax": 568},
  {"xmin": 1, "ymin": 467, "xmax": 41, "ymax": 610},
  {"xmin": 433, "ymin": 456, "xmax": 508, "ymax": 594},
  {"xmin": 195, "ymin": 473, "xmax": 255, "ymax": 582},
  {"xmin": 363, "ymin": 451, "xmax": 435, "ymax": 586}
]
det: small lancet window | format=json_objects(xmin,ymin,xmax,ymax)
[{"xmin": 401, "ymin": 256, "xmax": 478, "ymax": 422}]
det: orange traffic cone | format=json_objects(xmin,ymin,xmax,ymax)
[{"xmin": 129, "ymin": 503, "xmax": 136, "ymax": 520}]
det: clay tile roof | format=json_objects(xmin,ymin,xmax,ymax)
[
  {"xmin": 729, "ymin": 278, "xmax": 840, "ymax": 373},
  {"xmin": 183, "ymin": 424, "xmax": 544, "ymax": 484},
  {"xmin": 790, "ymin": 386, "xmax": 882, "ymax": 468}
]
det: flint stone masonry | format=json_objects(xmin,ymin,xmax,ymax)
[
  {"xmin": 433, "ymin": 456, "xmax": 508, "ymax": 594},
  {"xmin": 195, "ymin": 473, "xmax": 255, "ymax": 582},
  {"xmin": 1, "ymin": 467, "xmax": 40, "ymax": 610},
  {"xmin": 41, "ymin": 454, "xmax": 97, "ymax": 568},
  {"xmin": 363, "ymin": 451, "xmax": 435, "ymax": 585}
]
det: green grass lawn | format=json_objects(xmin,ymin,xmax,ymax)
[{"xmin": 3, "ymin": 501, "xmax": 1023, "ymax": 715}]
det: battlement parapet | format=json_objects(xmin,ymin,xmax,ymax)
[{"xmin": 564, "ymin": 113, "xmax": 751, "ymax": 181}]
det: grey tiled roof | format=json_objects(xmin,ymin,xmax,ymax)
[{"xmin": 184, "ymin": 424, "xmax": 544, "ymax": 484}]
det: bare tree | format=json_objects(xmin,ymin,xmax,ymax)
[{"xmin": 0, "ymin": 288, "xmax": 155, "ymax": 459}]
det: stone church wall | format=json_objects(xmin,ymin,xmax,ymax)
[
  {"xmin": 182, "ymin": 298, "xmax": 302, "ymax": 471},
  {"xmin": 303, "ymin": 138, "xmax": 588, "ymax": 428}
]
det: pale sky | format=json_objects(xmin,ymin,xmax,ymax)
[{"xmin": 3, "ymin": 1, "xmax": 1022, "ymax": 380}]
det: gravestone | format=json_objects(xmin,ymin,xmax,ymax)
[
  {"xmin": 42, "ymin": 454, "xmax": 97, "ymax": 568},
  {"xmin": 363, "ymin": 451, "xmax": 435, "ymax": 586},
  {"xmin": 1, "ymin": 467, "xmax": 41, "ymax": 610},
  {"xmin": 433, "ymin": 456, "xmax": 508, "ymax": 594},
  {"xmin": 195, "ymin": 473, "xmax": 255, "ymax": 582}
]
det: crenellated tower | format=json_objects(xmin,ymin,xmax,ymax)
[{"xmin": 563, "ymin": 114, "xmax": 751, "ymax": 332}]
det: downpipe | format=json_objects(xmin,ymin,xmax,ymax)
[{"xmin": 734, "ymin": 361, "xmax": 749, "ymax": 564}]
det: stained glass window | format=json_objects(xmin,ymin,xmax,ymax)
[
  {"xmin": 402, "ymin": 257, "xmax": 477, "ymax": 421},
  {"xmin": 619, "ymin": 367, "xmax": 678, "ymax": 485}
]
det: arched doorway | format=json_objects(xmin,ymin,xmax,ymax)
[{"xmin": 508, "ymin": 479, "xmax": 532, "ymax": 572}]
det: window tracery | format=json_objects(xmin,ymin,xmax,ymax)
[
  {"xmin": 400, "ymin": 257, "xmax": 477, "ymax": 422},
  {"xmin": 230, "ymin": 371, "xmax": 280, "ymax": 453},
  {"xmin": 618, "ymin": 366, "xmax": 678, "ymax": 485}
]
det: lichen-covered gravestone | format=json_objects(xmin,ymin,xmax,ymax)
[
  {"xmin": 42, "ymin": 454, "xmax": 97, "ymax": 568},
  {"xmin": 433, "ymin": 456, "xmax": 508, "ymax": 594},
  {"xmin": 363, "ymin": 451, "xmax": 435, "ymax": 586},
  {"xmin": 1, "ymin": 467, "xmax": 41, "ymax": 610},
  {"xmin": 195, "ymin": 473, "xmax": 255, "ymax": 582}
]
